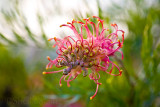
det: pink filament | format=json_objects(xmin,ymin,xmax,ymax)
[
  {"xmin": 59, "ymin": 75, "xmax": 65, "ymax": 86},
  {"xmin": 104, "ymin": 60, "xmax": 122, "ymax": 76},
  {"xmin": 64, "ymin": 74, "xmax": 78, "ymax": 82},
  {"xmin": 67, "ymin": 75, "xmax": 72, "ymax": 87},
  {"xmin": 45, "ymin": 70, "xmax": 63, "ymax": 74},
  {"xmin": 89, "ymin": 73, "xmax": 100, "ymax": 81},
  {"xmin": 60, "ymin": 24, "xmax": 80, "ymax": 39},
  {"xmin": 117, "ymin": 50, "xmax": 124, "ymax": 60},
  {"xmin": 90, "ymin": 81, "xmax": 99, "ymax": 99}
]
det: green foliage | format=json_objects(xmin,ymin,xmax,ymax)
[
  {"xmin": 0, "ymin": 45, "xmax": 28, "ymax": 106},
  {"xmin": 0, "ymin": 33, "xmax": 16, "ymax": 45},
  {"xmin": 13, "ymin": 31, "xmax": 27, "ymax": 45}
]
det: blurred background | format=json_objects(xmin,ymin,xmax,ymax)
[{"xmin": 0, "ymin": 0, "xmax": 160, "ymax": 107}]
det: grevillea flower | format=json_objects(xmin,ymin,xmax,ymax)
[{"xmin": 43, "ymin": 16, "xmax": 125, "ymax": 100}]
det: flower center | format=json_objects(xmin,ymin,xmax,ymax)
[{"xmin": 58, "ymin": 42, "xmax": 101, "ymax": 76}]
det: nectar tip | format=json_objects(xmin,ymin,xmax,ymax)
[
  {"xmin": 60, "ymin": 84, "xmax": 62, "ymax": 87},
  {"xmin": 42, "ymin": 72, "xmax": 46, "ymax": 75},
  {"xmin": 90, "ymin": 97, "xmax": 93, "ymax": 100}
]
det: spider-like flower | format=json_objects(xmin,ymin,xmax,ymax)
[{"xmin": 43, "ymin": 16, "xmax": 125, "ymax": 100}]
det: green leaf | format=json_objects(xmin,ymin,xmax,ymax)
[
  {"xmin": 24, "ymin": 26, "xmax": 40, "ymax": 47},
  {"xmin": 13, "ymin": 31, "xmax": 27, "ymax": 45},
  {"xmin": 0, "ymin": 33, "xmax": 16, "ymax": 45}
]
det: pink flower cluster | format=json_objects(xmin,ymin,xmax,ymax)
[{"xmin": 43, "ymin": 16, "xmax": 125, "ymax": 100}]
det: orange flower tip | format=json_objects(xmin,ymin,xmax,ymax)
[
  {"xmin": 60, "ymin": 84, "xmax": 62, "ymax": 87},
  {"xmin": 67, "ymin": 85, "xmax": 71, "ymax": 87},
  {"xmin": 97, "ymin": 19, "xmax": 99, "ymax": 21},
  {"xmin": 47, "ymin": 56, "xmax": 50, "ymax": 59},
  {"xmin": 52, "ymin": 45, "xmax": 56, "ymax": 48},
  {"xmin": 77, "ymin": 21, "xmax": 80, "ymax": 23},
  {"xmin": 42, "ymin": 72, "xmax": 46, "ymax": 75},
  {"xmin": 107, "ymin": 28, "xmax": 109, "ymax": 31},
  {"xmin": 119, "ymin": 73, "xmax": 122, "ymax": 76},
  {"xmin": 46, "ymin": 67, "xmax": 49, "ymax": 70},
  {"xmin": 90, "ymin": 97, "xmax": 93, "ymax": 100},
  {"xmin": 111, "ymin": 23, "xmax": 116, "ymax": 26},
  {"xmin": 48, "ymin": 38, "xmax": 52, "ymax": 41},
  {"xmin": 107, "ymin": 61, "xmax": 109, "ymax": 64},
  {"xmin": 121, "ymin": 44, "xmax": 123, "ymax": 48},
  {"xmin": 59, "ymin": 25, "xmax": 63, "ymax": 27},
  {"xmin": 72, "ymin": 18, "xmax": 75, "ymax": 21},
  {"xmin": 67, "ymin": 22, "xmax": 70, "ymax": 24},
  {"xmin": 120, "ymin": 70, "xmax": 123, "ymax": 72},
  {"xmin": 82, "ymin": 24, "xmax": 86, "ymax": 26},
  {"xmin": 53, "ymin": 37, "xmax": 57, "ymax": 41}
]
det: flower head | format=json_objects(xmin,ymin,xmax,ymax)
[{"xmin": 43, "ymin": 16, "xmax": 125, "ymax": 100}]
